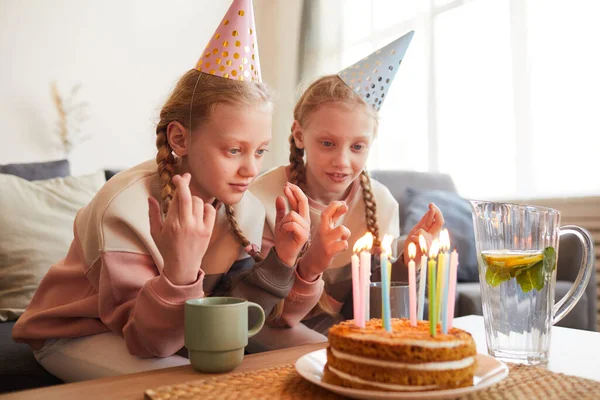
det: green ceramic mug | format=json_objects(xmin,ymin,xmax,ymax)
[{"xmin": 184, "ymin": 297, "xmax": 265, "ymax": 373}]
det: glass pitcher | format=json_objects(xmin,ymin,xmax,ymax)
[{"xmin": 471, "ymin": 201, "xmax": 594, "ymax": 365}]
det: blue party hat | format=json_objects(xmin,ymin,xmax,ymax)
[{"xmin": 337, "ymin": 31, "xmax": 414, "ymax": 111}]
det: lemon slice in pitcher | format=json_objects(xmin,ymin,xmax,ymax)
[{"xmin": 482, "ymin": 252, "xmax": 543, "ymax": 269}]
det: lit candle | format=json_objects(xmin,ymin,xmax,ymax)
[
  {"xmin": 351, "ymin": 253, "xmax": 362, "ymax": 327},
  {"xmin": 447, "ymin": 249, "xmax": 459, "ymax": 329},
  {"xmin": 354, "ymin": 233, "xmax": 374, "ymax": 328},
  {"xmin": 417, "ymin": 235, "xmax": 428, "ymax": 321},
  {"xmin": 360, "ymin": 233, "xmax": 373, "ymax": 323},
  {"xmin": 381, "ymin": 235, "xmax": 394, "ymax": 332},
  {"xmin": 428, "ymin": 239, "xmax": 440, "ymax": 337},
  {"xmin": 408, "ymin": 242, "xmax": 417, "ymax": 327},
  {"xmin": 361, "ymin": 251, "xmax": 371, "ymax": 323},
  {"xmin": 439, "ymin": 230, "xmax": 451, "ymax": 334},
  {"xmin": 436, "ymin": 230, "xmax": 449, "ymax": 322}
]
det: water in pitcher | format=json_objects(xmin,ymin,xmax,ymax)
[{"xmin": 479, "ymin": 248, "xmax": 556, "ymax": 365}]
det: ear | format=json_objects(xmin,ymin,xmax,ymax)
[
  {"xmin": 166, "ymin": 121, "xmax": 189, "ymax": 157},
  {"xmin": 291, "ymin": 120, "xmax": 305, "ymax": 149}
]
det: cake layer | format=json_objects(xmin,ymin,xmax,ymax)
[
  {"xmin": 330, "ymin": 348, "xmax": 476, "ymax": 370},
  {"xmin": 328, "ymin": 319, "xmax": 477, "ymax": 363},
  {"xmin": 326, "ymin": 347, "xmax": 477, "ymax": 387},
  {"xmin": 324, "ymin": 364, "xmax": 474, "ymax": 392}
]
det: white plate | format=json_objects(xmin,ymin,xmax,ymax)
[{"xmin": 295, "ymin": 349, "xmax": 508, "ymax": 400}]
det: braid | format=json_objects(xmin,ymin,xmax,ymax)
[
  {"xmin": 360, "ymin": 170, "xmax": 381, "ymax": 249},
  {"xmin": 224, "ymin": 204, "xmax": 263, "ymax": 262},
  {"xmin": 155, "ymin": 129, "xmax": 178, "ymax": 215},
  {"xmin": 288, "ymin": 134, "xmax": 307, "ymax": 192}
]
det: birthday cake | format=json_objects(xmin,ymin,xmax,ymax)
[{"xmin": 324, "ymin": 318, "xmax": 478, "ymax": 392}]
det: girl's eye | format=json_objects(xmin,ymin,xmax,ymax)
[
  {"xmin": 352, "ymin": 144, "xmax": 365, "ymax": 151},
  {"xmin": 256, "ymin": 149, "xmax": 268, "ymax": 156},
  {"xmin": 321, "ymin": 141, "xmax": 333, "ymax": 148},
  {"xmin": 229, "ymin": 148, "xmax": 241, "ymax": 155}
]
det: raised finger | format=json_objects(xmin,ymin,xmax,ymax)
[
  {"xmin": 287, "ymin": 183, "xmax": 309, "ymax": 221},
  {"xmin": 275, "ymin": 196, "xmax": 287, "ymax": 225},
  {"xmin": 192, "ymin": 196, "xmax": 205, "ymax": 222},
  {"xmin": 173, "ymin": 174, "xmax": 193, "ymax": 225},
  {"xmin": 282, "ymin": 211, "xmax": 307, "ymax": 229},
  {"xmin": 203, "ymin": 202, "xmax": 216, "ymax": 233},
  {"xmin": 165, "ymin": 183, "xmax": 180, "ymax": 225},
  {"xmin": 329, "ymin": 225, "xmax": 351, "ymax": 241},
  {"xmin": 283, "ymin": 186, "xmax": 298, "ymax": 216},
  {"xmin": 428, "ymin": 203, "xmax": 445, "ymax": 234},
  {"xmin": 329, "ymin": 240, "xmax": 349, "ymax": 255},
  {"xmin": 331, "ymin": 202, "xmax": 348, "ymax": 225},
  {"xmin": 411, "ymin": 207, "xmax": 435, "ymax": 234},
  {"xmin": 281, "ymin": 221, "xmax": 309, "ymax": 242},
  {"xmin": 322, "ymin": 201, "xmax": 343, "ymax": 227}
]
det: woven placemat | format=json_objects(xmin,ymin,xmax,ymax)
[{"xmin": 144, "ymin": 363, "xmax": 600, "ymax": 400}]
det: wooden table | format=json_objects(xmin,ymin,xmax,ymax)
[
  {"xmin": 3, "ymin": 315, "xmax": 599, "ymax": 399},
  {"xmin": 1, "ymin": 342, "xmax": 328, "ymax": 400}
]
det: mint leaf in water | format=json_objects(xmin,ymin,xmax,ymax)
[
  {"xmin": 508, "ymin": 262, "xmax": 537, "ymax": 278},
  {"xmin": 516, "ymin": 260, "xmax": 544, "ymax": 293},
  {"xmin": 543, "ymin": 246, "xmax": 557, "ymax": 274},
  {"xmin": 485, "ymin": 264, "xmax": 511, "ymax": 287}
]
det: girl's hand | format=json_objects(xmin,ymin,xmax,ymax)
[
  {"xmin": 273, "ymin": 183, "xmax": 311, "ymax": 267},
  {"xmin": 403, "ymin": 203, "xmax": 444, "ymax": 264},
  {"xmin": 148, "ymin": 173, "xmax": 216, "ymax": 286},
  {"xmin": 297, "ymin": 201, "xmax": 350, "ymax": 281}
]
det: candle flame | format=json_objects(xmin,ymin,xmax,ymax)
[
  {"xmin": 440, "ymin": 229, "xmax": 450, "ymax": 252},
  {"xmin": 381, "ymin": 234, "xmax": 394, "ymax": 255},
  {"xmin": 429, "ymin": 239, "xmax": 440, "ymax": 258},
  {"xmin": 408, "ymin": 242, "xmax": 416, "ymax": 259},
  {"xmin": 419, "ymin": 234, "xmax": 428, "ymax": 254},
  {"xmin": 353, "ymin": 232, "xmax": 374, "ymax": 252}
]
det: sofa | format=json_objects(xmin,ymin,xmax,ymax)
[
  {"xmin": 0, "ymin": 163, "xmax": 119, "ymax": 393},
  {"xmin": 0, "ymin": 165, "xmax": 596, "ymax": 394},
  {"xmin": 370, "ymin": 170, "xmax": 598, "ymax": 332}
]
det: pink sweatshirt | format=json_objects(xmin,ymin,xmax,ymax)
[
  {"xmin": 13, "ymin": 160, "xmax": 295, "ymax": 357},
  {"xmin": 250, "ymin": 166, "xmax": 403, "ymax": 331}
]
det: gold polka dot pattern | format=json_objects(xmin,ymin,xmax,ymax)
[
  {"xmin": 195, "ymin": 0, "xmax": 262, "ymax": 82},
  {"xmin": 337, "ymin": 31, "xmax": 414, "ymax": 111}
]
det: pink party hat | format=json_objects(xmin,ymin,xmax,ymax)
[
  {"xmin": 195, "ymin": 0, "xmax": 261, "ymax": 82},
  {"xmin": 338, "ymin": 31, "xmax": 414, "ymax": 111}
]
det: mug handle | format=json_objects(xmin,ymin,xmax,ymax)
[
  {"xmin": 553, "ymin": 226, "xmax": 595, "ymax": 325},
  {"xmin": 247, "ymin": 301, "xmax": 265, "ymax": 338}
]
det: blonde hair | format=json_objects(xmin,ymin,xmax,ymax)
[
  {"xmin": 280, "ymin": 75, "xmax": 381, "ymax": 319},
  {"xmin": 155, "ymin": 69, "xmax": 271, "ymax": 262}
]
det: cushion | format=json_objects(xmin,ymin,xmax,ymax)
[
  {"xmin": 402, "ymin": 187, "xmax": 479, "ymax": 282},
  {"xmin": 0, "ymin": 159, "xmax": 70, "ymax": 181},
  {"xmin": 0, "ymin": 171, "xmax": 106, "ymax": 321}
]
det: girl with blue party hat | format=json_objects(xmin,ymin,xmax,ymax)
[{"xmin": 249, "ymin": 31, "xmax": 444, "ymax": 349}]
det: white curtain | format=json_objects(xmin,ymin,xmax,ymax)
[
  {"xmin": 254, "ymin": 0, "xmax": 305, "ymax": 169},
  {"xmin": 297, "ymin": 0, "xmax": 600, "ymax": 200}
]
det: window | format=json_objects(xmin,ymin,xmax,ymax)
[{"xmin": 331, "ymin": 0, "xmax": 600, "ymax": 199}]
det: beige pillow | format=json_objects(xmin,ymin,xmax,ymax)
[{"xmin": 0, "ymin": 171, "xmax": 106, "ymax": 321}]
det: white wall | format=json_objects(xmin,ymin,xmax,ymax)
[
  {"xmin": 253, "ymin": 0, "xmax": 303, "ymax": 170},
  {"xmin": 0, "ymin": 0, "xmax": 236, "ymax": 174}
]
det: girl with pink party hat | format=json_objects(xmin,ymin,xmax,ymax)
[
  {"xmin": 249, "ymin": 31, "xmax": 445, "ymax": 350},
  {"xmin": 13, "ymin": 0, "xmax": 310, "ymax": 381}
]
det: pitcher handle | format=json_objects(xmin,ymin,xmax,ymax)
[{"xmin": 553, "ymin": 226, "xmax": 595, "ymax": 325}]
